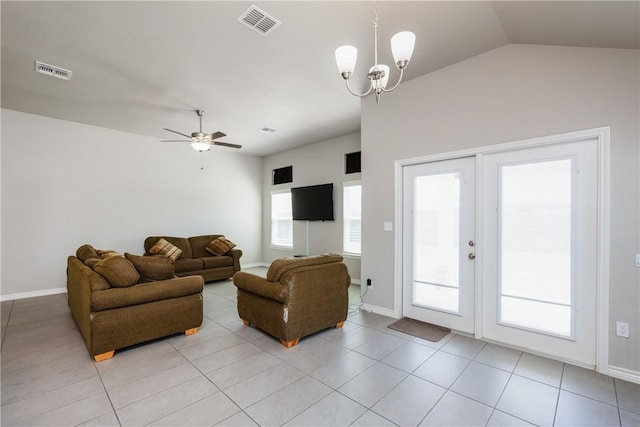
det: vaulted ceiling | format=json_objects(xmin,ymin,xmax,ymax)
[{"xmin": 2, "ymin": 1, "xmax": 638, "ymax": 156}]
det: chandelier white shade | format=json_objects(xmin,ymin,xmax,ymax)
[
  {"xmin": 335, "ymin": 4, "xmax": 415, "ymax": 104},
  {"xmin": 335, "ymin": 45, "xmax": 358, "ymax": 77},
  {"xmin": 391, "ymin": 31, "xmax": 416, "ymax": 66}
]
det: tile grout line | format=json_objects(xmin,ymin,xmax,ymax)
[
  {"xmin": 552, "ymin": 361, "xmax": 567, "ymax": 426},
  {"xmin": 1, "ymin": 301, "xmax": 15, "ymax": 350}
]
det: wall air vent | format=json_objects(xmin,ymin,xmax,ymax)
[
  {"xmin": 238, "ymin": 5, "xmax": 281, "ymax": 36},
  {"xmin": 35, "ymin": 61, "xmax": 72, "ymax": 81}
]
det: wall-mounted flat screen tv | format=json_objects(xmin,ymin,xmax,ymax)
[{"xmin": 291, "ymin": 183, "xmax": 334, "ymax": 221}]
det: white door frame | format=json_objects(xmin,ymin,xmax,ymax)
[{"xmin": 394, "ymin": 127, "xmax": 610, "ymax": 373}]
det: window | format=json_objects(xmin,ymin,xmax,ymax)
[
  {"xmin": 345, "ymin": 151, "xmax": 361, "ymax": 174},
  {"xmin": 271, "ymin": 191, "xmax": 292, "ymax": 248},
  {"xmin": 343, "ymin": 183, "xmax": 361, "ymax": 254},
  {"xmin": 273, "ymin": 166, "xmax": 293, "ymax": 185}
]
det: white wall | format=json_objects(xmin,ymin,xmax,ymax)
[
  {"xmin": 361, "ymin": 45, "xmax": 639, "ymax": 372},
  {"xmin": 262, "ymin": 132, "xmax": 361, "ymax": 282},
  {"xmin": 1, "ymin": 109, "xmax": 263, "ymax": 298}
]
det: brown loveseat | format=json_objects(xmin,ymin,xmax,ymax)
[
  {"xmin": 233, "ymin": 254, "xmax": 350, "ymax": 347},
  {"xmin": 67, "ymin": 245, "xmax": 203, "ymax": 361},
  {"xmin": 144, "ymin": 235, "xmax": 242, "ymax": 282}
]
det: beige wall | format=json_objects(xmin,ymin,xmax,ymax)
[
  {"xmin": 262, "ymin": 132, "xmax": 361, "ymax": 282},
  {"xmin": 1, "ymin": 109, "xmax": 263, "ymax": 298},
  {"xmin": 361, "ymin": 45, "xmax": 639, "ymax": 372}
]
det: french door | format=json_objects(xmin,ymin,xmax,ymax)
[
  {"xmin": 400, "ymin": 133, "xmax": 600, "ymax": 367},
  {"xmin": 402, "ymin": 157, "xmax": 476, "ymax": 334},
  {"xmin": 481, "ymin": 140, "xmax": 598, "ymax": 366}
]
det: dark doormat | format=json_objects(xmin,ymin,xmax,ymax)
[{"xmin": 388, "ymin": 317, "xmax": 451, "ymax": 342}]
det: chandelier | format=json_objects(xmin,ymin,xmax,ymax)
[{"xmin": 335, "ymin": 3, "xmax": 415, "ymax": 104}]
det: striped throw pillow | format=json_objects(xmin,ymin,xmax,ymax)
[
  {"xmin": 149, "ymin": 238, "xmax": 183, "ymax": 261},
  {"xmin": 205, "ymin": 237, "xmax": 236, "ymax": 256}
]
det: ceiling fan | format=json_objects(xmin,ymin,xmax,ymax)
[{"xmin": 162, "ymin": 110, "xmax": 242, "ymax": 152}]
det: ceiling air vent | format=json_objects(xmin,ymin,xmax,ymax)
[
  {"xmin": 35, "ymin": 61, "xmax": 72, "ymax": 81},
  {"xmin": 238, "ymin": 5, "xmax": 281, "ymax": 36}
]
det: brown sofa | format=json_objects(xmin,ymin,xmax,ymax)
[
  {"xmin": 144, "ymin": 235, "xmax": 242, "ymax": 282},
  {"xmin": 67, "ymin": 246, "xmax": 203, "ymax": 361},
  {"xmin": 233, "ymin": 254, "xmax": 350, "ymax": 347}
]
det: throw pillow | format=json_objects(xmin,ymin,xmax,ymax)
[
  {"xmin": 125, "ymin": 253, "xmax": 175, "ymax": 282},
  {"xmin": 97, "ymin": 249, "xmax": 124, "ymax": 258},
  {"xmin": 83, "ymin": 257, "xmax": 101, "ymax": 269},
  {"xmin": 76, "ymin": 244, "xmax": 99, "ymax": 262},
  {"xmin": 205, "ymin": 236, "xmax": 236, "ymax": 256},
  {"xmin": 148, "ymin": 238, "xmax": 183, "ymax": 261},
  {"xmin": 94, "ymin": 256, "xmax": 140, "ymax": 288}
]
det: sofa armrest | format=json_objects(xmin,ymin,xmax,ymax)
[
  {"xmin": 90, "ymin": 275, "xmax": 203, "ymax": 312},
  {"xmin": 233, "ymin": 272, "xmax": 288, "ymax": 303},
  {"xmin": 228, "ymin": 249, "xmax": 243, "ymax": 272}
]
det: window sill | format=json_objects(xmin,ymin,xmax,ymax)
[
  {"xmin": 341, "ymin": 252, "xmax": 361, "ymax": 260},
  {"xmin": 271, "ymin": 245, "xmax": 293, "ymax": 251}
]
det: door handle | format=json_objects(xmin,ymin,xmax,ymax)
[{"xmin": 468, "ymin": 253, "xmax": 476, "ymax": 260}]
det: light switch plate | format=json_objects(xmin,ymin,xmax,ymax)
[
  {"xmin": 384, "ymin": 222, "xmax": 393, "ymax": 232},
  {"xmin": 635, "ymin": 254, "xmax": 640, "ymax": 267}
]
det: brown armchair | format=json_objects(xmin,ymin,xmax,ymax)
[{"xmin": 233, "ymin": 254, "xmax": 350, "ymax": 347}]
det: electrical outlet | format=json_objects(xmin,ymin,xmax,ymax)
[
  {"xmin": 616, "ymin": 321, "xmax": 630, "ymax": 338},
  {"xmin": 366, "ymin": 278, "xmax": 372, "ymax": 288}
]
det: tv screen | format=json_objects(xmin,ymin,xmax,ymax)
[{"xmin": 291, "ymin": 183, "xmax": 334, "ymax": 221}]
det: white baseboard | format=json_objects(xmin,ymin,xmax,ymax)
[
  {"xmin": 359, "ymin": 303, "xmax": 399, "ymax": 319},
  {"xmin": 608, "ymin": 365, "xmax": 640, "ymax": 384},
  {"xmin": 351, "ymin": 278, "xmax": 361, "ymax": 286},
  {"xmin": 1, "ymin": 287, "xmax": 67, "ymax": 302},
  {"xmin": 242, "ymin": 262, "xmax": 269, "ymax": 269}
]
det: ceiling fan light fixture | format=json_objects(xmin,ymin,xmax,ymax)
[
  {"xmin": 191, "ymin": 141, "xmax": 211, "ymax": 152},
  {"xmin": 162, "ymin": 110, "xmax": 241, "ymax": 151}
]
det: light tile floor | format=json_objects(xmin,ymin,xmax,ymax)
[{"xmin": 2, "ymin": 267, "xmax": 639, "ymax": 426}]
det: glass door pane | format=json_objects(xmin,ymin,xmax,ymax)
[
  {"xmin": 413, "ymin": 172, "xmax": 461, "ymax": 313},
  {"xmin": 499, "ymin": 158, "xmax": 573, "ymax": 337}
]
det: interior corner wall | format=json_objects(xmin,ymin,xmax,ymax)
[
  {"xmin": 262, "ymin": 132, "xmax": 361, "ymax": 282},
  {"xmin": 1, "ymin": 109, "xmax": 263, "ymax": 298},
  {"xmin": 360, "ymin": 44, "xmax": 640, "ymax": 373}
]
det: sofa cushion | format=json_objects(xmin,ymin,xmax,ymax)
[
  {"xmin": 76, "ymin": 244, "xmax": 99, "ymax": 262},
  {"xmin": 201, "ymin": 256, "xmax": 234, "ymax": 269},
  {"xmin": 149, "ymin": 238, "xmax": 183, "ymax": 261},
  {"xmin": 125, "ymin": 253, "xmax": 175, "ymax": 282},
  {"xmin": 175, "ymin": 258, "xmax": 204, "ymax": 274},
  {"xmin": 267, "ymin": 254, "xmax": 344, "ymax": 282},
  {"xmin": 145, "ymin": 236, "xmax": 192, "ymax": 259},
  {"xmin": 188, "ymin": 235, "xmax": 222, "ymax": 258},
  {"xmin": 205, "ymin": 237, "xmax": 236, "ymax": 256},
  {"xmin": 94, "ymin": 256, "xmax": 140, "ymax": 288},
  {"xmin": 90, "ymin": 275, "xmax": 204, "ymax": 312}
]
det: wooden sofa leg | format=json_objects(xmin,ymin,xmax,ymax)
[
  {"xmin": 93, "ymin": 351, "xmax": 115, "ymax": 362},
  {"xmin": 336, "ymin": 321, "xmax": 345, "ymax": 329},
  {"xmin": 241, "ymin": 319, "xmax": 250, "ymax": 326},
  {"xmin": 280, "ymin": 339, "xmax": 299, "ymax": 348},
  {"xmin": 185, "ymin": 328, "xmax": 199, "ymax": 336}
]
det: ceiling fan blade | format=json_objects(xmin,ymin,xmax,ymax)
[
  {"xmin": 209, "ymin": 131, "xmax": 227, "ymax": 140},
  {"xmin": 213, "ymin": 141, "xmax": 242, "ymax": 149},
  {"xmin": 161, "ymin": 139, "xmax": 190, "ymax": 142},
  {"xmin": 163, "ymin": 128, "xmax": 192, "ymax": 139}
]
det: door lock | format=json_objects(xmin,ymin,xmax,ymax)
[
  {"xmin": 469, "ymin": 240, "xmax": 475, "ymax": 247},
  {"xmin": 468, "ymin": 253, "xmax": 476, "ymax": 260}
]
